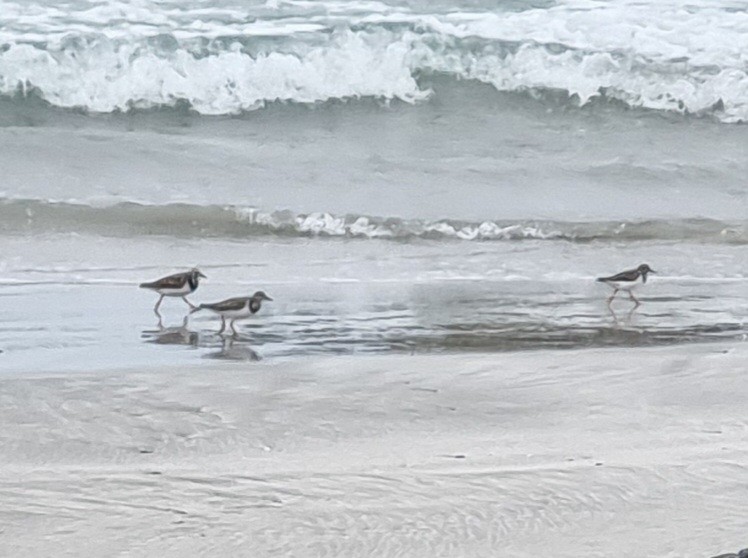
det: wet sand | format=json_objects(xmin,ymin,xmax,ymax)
[{"xmin": 1, "ymin": 343, "xmax": 746, "ymax": 557}]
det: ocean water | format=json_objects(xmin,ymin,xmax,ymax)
[{"xmin": 0, "ymin": 0, "xmax": 746, "ymax": 371}]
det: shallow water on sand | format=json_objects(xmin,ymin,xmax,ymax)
[{"xmin": 1, "ymin": 234, "xmax": 745, "ymax": 372}]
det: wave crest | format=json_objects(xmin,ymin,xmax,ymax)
[
  {"xmin": 0, "ymin": 1, "xmax": 747, "ymax": 121},
  {"xmin": 0, "ymin": 30, "xmax": 428, "ymax": 114},
  {"xmin": 1, "ymin": 198, "xmax": 745, "ymax": 244}
]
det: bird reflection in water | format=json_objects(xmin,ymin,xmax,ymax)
[
  {"xmin": 141, "ymin": 319, "xmax": 199, "ymax": 347},
  {"xmin": 608, "ymin": 304, "xmax": 638, "ymax": 328},
  {"xmin": 141, "ymin": 317, "xmax": 261, "ymax": 361},
  {"xmin": 204, "ymin": 336, "xmax": 261, "ymax": 361}
]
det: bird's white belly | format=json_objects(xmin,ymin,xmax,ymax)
[
  {"xmin": 220, "ymin": 308, "xmax": 251, "ymax": 319},
  {"xmin": 608, "ymin": 281, "xmax": 640, "ymax": 291},
  {"xmin": 158, "ymin": 284, "xmax": 192, "ymax": 296}
]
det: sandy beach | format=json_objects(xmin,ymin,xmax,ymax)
[{"xmin": 2, "ymin": 343, "xmax": 746, "ymax": 557}]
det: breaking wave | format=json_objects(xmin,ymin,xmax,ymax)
[
  {"xmin": 1, "ymin": 198, "xmax": 745, "ymax": 244},
  {"xmin": 0, "ymin": 0, "xmax": 747, "ymax": 121}
]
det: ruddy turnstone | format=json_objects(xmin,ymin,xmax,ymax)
[
  {"xmin": 191, "ymin": 291, "xmax": 273, "ymax": 336},
  {"xmin": 139, "ymin": 268, "xmax": 206, "ymax": 317},
  {"xmin": 596, "ymin": 263, "xmax": 656, "ymax": 306}
]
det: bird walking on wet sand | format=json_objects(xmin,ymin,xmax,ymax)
[
  {"xmin": 596, "ymin": 263, "xmax": 656, "ymax": 306},
  {"xmin": 139, "ymin": 268, "xmax": 206, "ymax": 317},
  {"xmin": 191, "ymin": 291, "xmax": 273, "ymax": 336}
]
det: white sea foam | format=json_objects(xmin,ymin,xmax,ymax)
[
  {"xmin": 0, "ymin": 31, "xmax": 427, "ymax": 114},
  {"xmin": 0, "ymin": 0, "xmax": 746, "ymax": 120},
  {"xmin": 0, "ymin": 198, "xmax": 745, "ymax": 243},
  {"xmin": 237, "ymin": 207, "xmax": 569, "ymax": 240}
]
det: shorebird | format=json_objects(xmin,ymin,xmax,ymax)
[
  {"xmin": 139, "ymin": 268, "xmax": 206, "ymax": 317},
  {"xmin": 191, "ymin": 291, "xmax": 273, "ymax": 336},
  {"xmin": 596, "ymin": 263, "xmax": 656, "ymax": 306}
]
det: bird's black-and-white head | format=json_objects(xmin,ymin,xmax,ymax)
[
  {"xmin": 187, "ymin": 268, "xmax": 207, "ymax": 288},
  {"xmin": 249, "ymin": 291, "xmax": 273, "ymax": 313},
  {"xmin": 637, "ymin": 264, "xmax": 656, "ymax": 282}
]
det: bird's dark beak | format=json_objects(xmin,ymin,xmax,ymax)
[
  {"xmin": 198, "ymin": 271, "xmax": 207, "ymax": 278},
  {"xmin": 649, "ymin": 270, "xmax": 657, "ymax": 274},
  {"xmin": 264, "ymin": 294, "xmax": 273, "ymax": 301}
]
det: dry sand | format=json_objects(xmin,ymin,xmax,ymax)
[{"xmin": 1, "ymin": 343, "xmax": 746, "ymax": 557}]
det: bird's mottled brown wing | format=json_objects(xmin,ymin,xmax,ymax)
[
  {"xmin": 598, "ymin": 269, "xmax": 640, "ymax": 283},
  {"xmin": 140, "ymin": 271, "xmax": 188, "ymax": 290},
  {"xmin": 200, "ymin": 297, "xmax": 249, "ymax": 312}
]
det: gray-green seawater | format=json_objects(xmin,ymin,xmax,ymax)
[{"xmin": 0, "ymin": 0, "xmax": 746, "ymax": 371}]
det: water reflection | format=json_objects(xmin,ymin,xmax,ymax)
[
  {"xmin": 203, "ymin": 336, "xmax": 261, "ymax": 361},
  {"xmin": 141, "ymin": 323, "xmax": 199, "ymax": 347},
  {"xmin": 136, "ymin": 280, "xmax": 746, "ymax": 361},
  {"xmin": 608, "ymin": 304, "xmax": 638, "ymax": 328},
  {"xmin": 141, "ymin": 321, "xmax": 261, "ymax": 360}
]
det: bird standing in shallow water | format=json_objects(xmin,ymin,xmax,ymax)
[
  {"xmin": 139, "ymin": 268, "xmax": 206, "ymax": 318},
  {"xmin": 191, "ymin": 291, "xmax": 273, "ymax": 336},
  {"xmin": 596, "ymin": 263, "xmax": 656, "ymax": 306}
]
